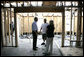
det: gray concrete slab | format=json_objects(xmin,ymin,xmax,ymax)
[
  {"xmin": 1, "ymin": 35, "xmax": 83, "ymax": 56},
  {"xmin": 1, "ymin": 35, "xmax": 62, "ymax": 56}
]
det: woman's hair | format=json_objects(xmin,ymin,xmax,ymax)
[{"xmin": 49, "ymin": 20, "xmax": 54, "ymax": 25}]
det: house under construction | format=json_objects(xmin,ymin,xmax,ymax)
[{"xmin": 1, "ymin": 1, "xmax": 83, "ymax": 56}]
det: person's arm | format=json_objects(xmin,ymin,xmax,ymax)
[
  {"xmin": 46, "ymin": 26, "xmax": 48, "ymax": 34},
  {"xmin": 40, "ymin": 24, "xmax": 43, "ymax": 32},
  {"xmin": 40, "ymin": 27, "xmax": 42, "ymax": 32}
]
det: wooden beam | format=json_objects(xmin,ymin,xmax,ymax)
[
  {"xmin": 43, "ymin": 1, "xmax": 56, "ymax": 6},
  {"xmin": 14, "ymin": 7, "xmax": 64, "ymax": 13}
]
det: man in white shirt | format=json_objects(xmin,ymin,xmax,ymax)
[
  {"xmin": 32, "ymin": 17, "xmax": 38, "ymax": 50},
  {"xmin": 40, "ymin": 19, "xmax": 48, "ymax": 45}
]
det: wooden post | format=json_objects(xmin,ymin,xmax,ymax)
[
  {"xmin": 22, "ymin": 16, "xmax": 24, "ymax": 35},
  {"xmin": 28, "ymin": 14, "xmax": 30, "ymax": 34},
  {"xmin": 56, "ymin": 16, "xmax": 57, "ymax": 34},
  {"xmin": 10, "ymin": 8, "xmax": 13, "ymax": 46},
  {"xmin": 2, "ymin": 2, "xmax": 6, "ymax": 46},
  {"xmin": 14, "ymin": 10, "xmax": 18, "ymax": 47},
  {"xmin": 62, "ymin": 8, "xmax": 65, "ymax": 47},
  {"xmin": 82, "ymin": 16, "xmax": 83, "ymax": 47},
  {"xmin": 8, "ymin": 1, "xmax": 11, "ymax": 43},
  {"xmin": 7, "ymin": 9, "xmax": 10, "ymax": 43},
  {"xmin": 70, "ymin": 5, "xmax": 72, "ymax": 46},
  {"xmin": 23, "ymin": 16, "xmax": 24, "ymax": 35},
  {"xmin": 76, "ymin": 1, "xmax": 82, "ymax": 47},
  {"xmin": 0, "ymin": 8, "xmax": 3, "ymax": 46},
  {"xmin": 73, "ymin": 11, "xmax": 75, "ymax": 40},
  {"xmin": 4, "ymin": 8, "xmax": 7, "ymax": 46},
  {"xmin": 1, "ymin": 8, "xmax": 4, "ymax": 47}
]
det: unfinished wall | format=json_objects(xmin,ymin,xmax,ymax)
[
  {"xmin": 44, "ymin": 16, "xmax": 62, "ymax": 33},
  {"xmin": 20, "ymin": 16, "xmax": 34, "ymax": 34},
  {"xmin": 29, "ymin": 16, "xmax": 34, "ymax": 33},
  {"xmin": 17, "ymin": 14, "xmax": 23, "ymax": 35},
  {"xmin": 4, "ymin": 11, "xmax": 83, "ymax": 35},
  {"xmin": 54, "ymin": 16, "xmax": 62, "ymax": 33}
]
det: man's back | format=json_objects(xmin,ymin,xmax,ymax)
[{"xmin": 41, "ymin": 23, "xmax": 48, "ymax": 34}]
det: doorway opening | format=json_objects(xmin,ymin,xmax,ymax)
[{"xmin": 16, "ymin": 12, "xmax": 62, "ymax": 47}]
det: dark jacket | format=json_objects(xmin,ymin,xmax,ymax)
[{"xmin": 46, "ymin": 24, "xmax": 54, "ymax": 38}]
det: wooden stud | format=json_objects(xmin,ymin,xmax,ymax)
[
  {"xmin": 14, "ymin": 10, "xmax": 18, "ymax": 47},
  {"xmin": 70, "ymin": 6, "xmax": 72, "ymax": 46},
  {"xmin": 56, "ymin": 16, "xmax": 57, "ymax": 34},
  {"xmin": 7, "ymin": 8, "xmax": 11, "ymax": 43},
  {"xmin": 2, "ymin": 8, "xmax": 6, "ymax": 47},
  {"xmin": 73, "ymin": 11, "xmax": 75, "ymax": 40},
  {"xmin": 82, "ymin": 15, "xmax": 83, "ymax": 47},
  {"xmin": 4, "ymin": 8, "xmax": 7, "ymax": 46},
  {"xmin": 61, "ymin": 8, "xmax": 65, "ymax": 47},
  {"xmin": 22, "ymin": 16, "xmax": 24, "ymax": 35},
  {"xmin": 28, "ymin": 14, "xmax": 30, "ymax": 34},
  {"xmin": 3, "ymin": 1, "xmax": 6, "ymax": 46},
  {"xmin": 76, "ymin": 1, "xmax": 82, "ymax": 47},
  {"xmin": 23, "ymin": 16, "xmax": 24, "ymax": 34},
  {"xmin": 1, "ymin": 8, "xmax": 4, "ymax": 47},
  {"xmin": 1, "ymin": 8, "xmax": 3, "ymax": 46},
  {"xmin": 10, "ymin": 8, "xmax": 13, "ymax": 46}
]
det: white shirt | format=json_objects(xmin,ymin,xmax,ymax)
[
  {"xmin": 32, "ymin": 21, "xmax": 38, "ymax": 31},
  {"xmin": 41, "ymin": 23, "xmax": 48, "ymax": 34}
]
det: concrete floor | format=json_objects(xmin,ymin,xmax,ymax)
[
  {"xmin": 1, "ymin": 35, "xmax": 83, "ymax": 56},
  {"xmin": 1, "ymin": 35, "xmax": 62, "ymax": 56},
  {"xmin": 60, "ymin": 47, "xmax": 83, "ymax": 56}
]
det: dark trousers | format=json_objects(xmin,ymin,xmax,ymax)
[{"xmin": 32, "ymin": 31, "xmax": 37, "ymax": 50}]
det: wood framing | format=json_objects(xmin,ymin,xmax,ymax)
[
  {"xmin": 14, "ymin": 7, "xmax": 65, "ymax": 47},
  {"xmin": 1, "ymin": 1, "xmax": 83, "ymax": 48},
  {"xmin": 14, "ymin": 7, "xmax": 64, "ymax": 13}
]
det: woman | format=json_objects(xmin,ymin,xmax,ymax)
[{"xmin": 44, "ymin": 20, "xmax": 55, "ymax": 55}]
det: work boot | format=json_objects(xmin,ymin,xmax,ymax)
[{"xmin": 41, "ymin": 42, "xmax": 45, "ymax": 45}]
